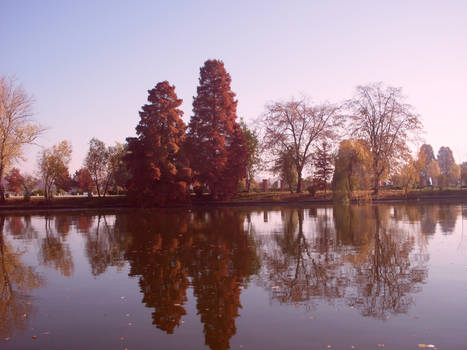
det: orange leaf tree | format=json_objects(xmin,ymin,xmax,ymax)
[
  {"xmin": 125, "ymin": 81, "xmax": 191, "ymax": 205},
  {"xmin": 185, "ymin": 60, "xmax": 248, "ymax": 199}
]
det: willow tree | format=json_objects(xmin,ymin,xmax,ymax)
[
  {"xmin": 347, "ymin": 83, "xmax": 422, "ymax": 194},
  {"xmin": 0, "ymin": 76, "xmax": 44, "ymax": 201},
  {"xmin": 262, "ymin": 98, "xmax": 342, "ymax": 193},
  {"xmin": 125, "ymin": 81, "xmax": 191, "ymax": 205},
  {"xmin": 332, "ymin": 139, "xmax": 372, "ymax": 203},
  {"xmin": 185, "ymin": 59, "xmax": 248, "ymax": 199}
]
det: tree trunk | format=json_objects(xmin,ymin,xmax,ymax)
[
  {"xmin": 0, "ymin": 166, "xmax": 5, "ymax": 202},
  {"xmin": 296, "ymin": 169, "xmax": 303, "ymax": 193},
  {"xmin": 372, "ymin": 172, "xmax": 381, "ymax": 195},
  {"xmin": 372, "ymin": 160, "xmax": 383, "ymax": 195},
  {"xmin": 96, "ymin": 181, "xmax": 101, "ymax": 198},
  {"xmin": 0, "ymin": 182, "xmax": 4, "ymax": 202}
]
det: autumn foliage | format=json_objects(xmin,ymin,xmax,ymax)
[
  {"xmin": 73, "ymin": 168, "xmax": 93, "ymax": 193},
  {"xmin": 125, "ymin": 81, "xmax": 191, "ymax": 205},
  {"xmin": 185, "ymin": 60, "xmax": 248, "ymax": 199},
  {"xmin": 5, "ymin": 168, "xmax": 24, "ymax": 194}
]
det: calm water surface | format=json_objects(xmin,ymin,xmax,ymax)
[{"xmin": 1, "ymin": 203, "xmax": 467, "ymax": 349}]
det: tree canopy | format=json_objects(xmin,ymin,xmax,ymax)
[
  {"xmin": 0, "ymin": 76, "xmax": 44, "ymax": 201},
  {"xmin": 125, "ymin": 81, "xmax": 191, "ymax": 205},
  {"xmin": 185, "ymin": 59, "xmax": 248, "ymax": 199},
  {"xmin": 347, "ymin": 83, "xmax": 422, "ymax": 194},
  {"xmin": 261, "ymin": 97, "xmax": 342, "ymax": 193},
  {"xmin": 38, "ymin": 141, "xmax": 72, "ymax": 200}
]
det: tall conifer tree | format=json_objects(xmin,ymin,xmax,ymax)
[
  {"xmin": 186, "ymin": 60, "xmax": 248, "ymax": 199},
  {"xmin": 125, "ymin": 81, "xmax": 191, "ymax": 205},
  {"xmin": 313, "ymin": 141, "xmax": 333, "ymax": 193}
]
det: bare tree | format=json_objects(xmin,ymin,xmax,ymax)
[
  {"xmin": 347, "ymin": 83, "xmax": 422, "ymax": 194},
  {"xmin": 261, "ymin": 98, "xmax": 342, "ymax": 192},
  {"xmin": 0, "ymin": 76, "xmax": 45, "ymax": 201}
]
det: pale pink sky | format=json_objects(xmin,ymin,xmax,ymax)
[{"xmin": 1, "ymin": 0, "xmax": 466, "ymax": 174}]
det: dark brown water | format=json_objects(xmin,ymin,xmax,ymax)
[{"xmin": 1, "ymin": 203, "xmax": 467, "ymax": 349}]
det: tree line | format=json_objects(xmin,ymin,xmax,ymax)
[{"xmin": 1, "ymin": 63, "xmax": 466, "ymax": 204}]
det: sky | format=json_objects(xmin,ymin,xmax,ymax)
[{"xmin": 1, "ymin": 0, "xmax": 466, "ymax": 174}]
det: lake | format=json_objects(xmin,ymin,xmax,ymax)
[{"xmin": 1, "ymin": 202, "xmax": 467, "ymax": 349}]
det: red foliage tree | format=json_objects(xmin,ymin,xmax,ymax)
[
  {"xmin": 73, "ymin": 168, "xmax": 93, "ymax": 193},
  {"xmin": 5, "ymin": 168, "xmax": 24, "ymax": 194},
  {"xmin": 55, "ymin": 169, "xmax": 73, "ymax": 192},
  {"xmin": 185, "ymin": 59, "xmax": 248, "ymax": 199},
  {"xmin": 125, "ymin": 81, "xmax": 191, "ymax": 205}
]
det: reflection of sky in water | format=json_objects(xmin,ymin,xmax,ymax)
[{"xmin": 1, "ymin": 203, "xmax": 466, "ymax": 349}]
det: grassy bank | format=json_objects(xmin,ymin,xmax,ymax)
[
  {"xmin": 0, "ymin": 188, "xmax": 466, "ymax": 212},
  {"xmin": 0, "ymin": 195, "xmax": 130, "ymax": 211}
]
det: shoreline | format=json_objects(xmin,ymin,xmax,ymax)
[{"xmin": 0, "ymin": 190, "xmax": 466, "ymax": 213}]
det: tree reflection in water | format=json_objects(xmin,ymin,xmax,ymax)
[
  {"xmin": 121, "ymin": 208, "xmax": 259, "ymax": 350},
  {"xmin": 6, "ymin": 215, "xmax": 37, "ymax": 240},
  {"xmin": 258, "ymin": 208, "xmax": 346, "ymax": 306},
  {"xmin": 343, "ymin": 206, "xmax": 427, "ymax": 318},
  {"xmin": 0, "ymin": 216, "xmax": 43, "ymax": 339},
  {"xmin": 258, "ymin": 205, "xmax": 429, "ymax": 319},
  {"xmin": 1, "ymin": 204, "xmax": 454, "ymax": 349},
  {"xmin": 81, "ymin": 214, "xmax": 126, "ymax": 276},
  {"xmin": 438, "ymin": 204, "xmax": 460, "ymax": 234},
  {"xmin": 39, "ymin": 215, "xmax": 74, "ymax": 276}
]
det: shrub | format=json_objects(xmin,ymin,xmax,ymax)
[{"xmin": 307, "ymin": 186, "xmax": 317, "ymax": 197}]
